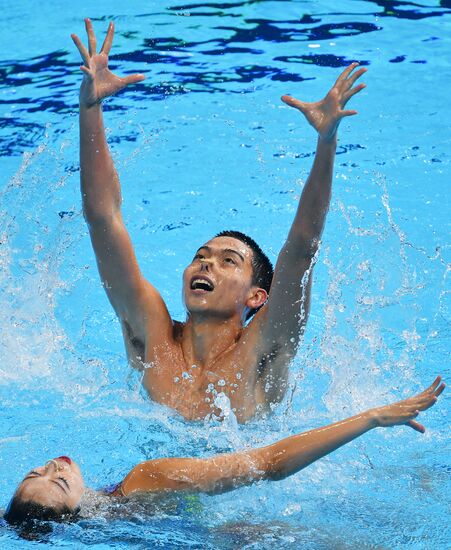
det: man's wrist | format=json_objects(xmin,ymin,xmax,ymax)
[
  {"xmin": 318, "ymin": 134, "xmax": 338, "ymax": 146},
  {"xmin": 79, "ymin": 99, "xmax": 102, "ymax": 110}
]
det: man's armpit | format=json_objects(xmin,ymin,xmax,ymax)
[
  {"xmin": 256, "ymin": 344, "xmax": 294, "ymax": 403},
  {"xmin": 122, "ymin": 320, "xmax": 145, "ymax": 359},
  {"xmin": 256, "ymin": 345, "xmax": 281, "ymax": 378}
]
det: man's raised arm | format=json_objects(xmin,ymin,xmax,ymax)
[
  {"xmin": 254, "ymin": 63, "xmax": 367, "ymax": 402},
  {"xmin": 72, "ymin": 20, "xmax": 172, "ymax": 348}
]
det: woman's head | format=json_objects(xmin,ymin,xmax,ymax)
[{"xmin": 4, "ymin": 456, "xmax": 85, "ymax": 526}]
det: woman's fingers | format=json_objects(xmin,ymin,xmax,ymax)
[
  {"xmin": 413, "ymin": 395, "xmax": 437, "ymax": 412},
  {"xmin": 71, "ymin": 34, "xmax": 90, "ymax": 66},
  {"xmin": 434, "ymin": 382, "xmax": 445, "ymax": 397},
  {"xmin": 406, "ymin": 418, "xmax": 425, "ymax": 433},
  {"xmin": 415, "ymin": 377, "xmax": 443, "ymax": 399},
  {"xmin": 376, "ymin": 376, "xmax": 444, "ymax": 433},
  {"xmin": 85, "ymin": 18, "xmax": 97, "ymax": 57},
  {"xmin": 405, "ymin": 377, "xmax": 444, "ymax": 412},
  {"xmin": 428, "ymin": 376, "xmax": 442, "ymax": 393},
  {"xmin": 410, "ymin": 376, "xmax": 441, "ymax": 399},
  {"xmin": 100, "ymin": 21, "xmax": 114, "ymax": 55},
  {"xmin": 420, "ymin": 376, "xmax": 441, "ymax": 395}
]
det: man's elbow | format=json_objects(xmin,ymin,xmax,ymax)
[
  {"xmin": 297, "ymin": 236, "xmax": 321, "ymax": 261},
  {"xmin": 283, "ymin": 234, "xmax": 321, "ymax": 262},
  {"xmin": 82, "ymin": 202, "xmax": 120, "ymax": 227}
]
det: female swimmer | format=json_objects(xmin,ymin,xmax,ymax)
[{"xmin": 4, "ymin": 377, "xmax": 444, "ymax": 526}]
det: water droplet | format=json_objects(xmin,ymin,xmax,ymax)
[
  {"xmin": 173, "ymin": 376, "xmax": 180, "ymax": 383},
  {"xmin": 236, "ymin": 372, "xmax": 242, "ymax": 380},
  {"xmin": 217, "ymin": 379, "xmax": 226, "ymax": 387}
]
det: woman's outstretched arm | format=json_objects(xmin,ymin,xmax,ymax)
[{"xmin": 119, "ymin": 377, "xmax": 444, "ymax": 496}]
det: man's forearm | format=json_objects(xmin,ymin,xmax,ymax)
[
  {"xmin": 79, "ymin": 104, "xmax": 122, "ymax": 222},
  {"xmin": 288, "ymin": 136, "xmax": 337, "ymax": 252},
  {"xmin": 281, "ymin": 64, "xmax": 366, "ymax": 254}
]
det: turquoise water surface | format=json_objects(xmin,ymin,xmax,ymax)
[{"xmin": 0, "ymin": 1, "xmax": 450, "ymax": 548}]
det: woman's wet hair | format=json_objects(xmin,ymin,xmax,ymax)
[
  {"xmin": 215, "ymin": 230, "xmax": 274, "ymax": 320},
  {"xmin": 4, "ymin": 494, "xmax": 79, "ymax": 526}
]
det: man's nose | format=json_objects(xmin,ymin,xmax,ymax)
[{"xmin": 200, "ymin": 259, "xmax": 212, "ymax": 271}]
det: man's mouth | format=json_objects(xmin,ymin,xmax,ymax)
[{"xmin": 190, "ymin": 276, "xmax": 214, "ymax": 292}]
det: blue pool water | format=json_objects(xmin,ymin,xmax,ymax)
[{"xmin": 0, "ymin": 0, "xmax": 450, "ymax": 547}]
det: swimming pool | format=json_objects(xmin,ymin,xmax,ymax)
[{"xmin": 1, "ymin": 0, "xmax": 450, "ymax": 547}]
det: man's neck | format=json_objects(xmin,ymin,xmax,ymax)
[{"xmin": 181, "ymin": 314, "xmax": 243, "ymax": 369}]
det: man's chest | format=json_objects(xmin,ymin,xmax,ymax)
[{"xmin": 141, "ymin": 342, "xmax": 262, "ymax": 422}]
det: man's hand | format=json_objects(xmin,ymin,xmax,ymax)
[
  {"xmin": 71, "ymin": 19, "xmax": 145, "ymax": 108},
  {"xmin": 369, "ymin": 376, "xmax": 445, "ymax": 433},
  {"xmin": 281, "ymin": 62, "xmax": 367, "ymax": 142}
]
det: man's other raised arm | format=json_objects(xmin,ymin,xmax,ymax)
[
  {"xmin": 255, "ymin": 64, "xmax": 367, "ymax": 402},
  {"xmin": 73, "ymin": 20, "xmax": 172, "ymax": 345}
]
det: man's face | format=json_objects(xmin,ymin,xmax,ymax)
[
  {"xmin": 183, "ymin": 236, "xmax": 256, "ymax": 320},
  {"xmin": 14, "ymin": 456, "xmax": 85, "ymax": 513}
]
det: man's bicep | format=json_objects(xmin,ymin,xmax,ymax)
[
  {"xmin": 248, "ymin": 252, "xmax": 315, "ymax": 404},
  {"xmin": 261, "ymin": 251, "xmax": 315, "ymax": 345},
  {"xmin": 88, "ymin": 216, "xmax": 170, "ymax": 332}
]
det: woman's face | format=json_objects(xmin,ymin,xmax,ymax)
[{"xmin": 14, "ymin": 456, "xmax": 85, "ymax": 512}]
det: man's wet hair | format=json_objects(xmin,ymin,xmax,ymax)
[
  {"xmin": 215, "ymin": 230, "xmax": 273, "ymax": 320},
  {"xmin": 4, "ymin": 494, "xmax": 78, "ymax": 526}
]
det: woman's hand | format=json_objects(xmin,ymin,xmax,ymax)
[
  {"xmin": 71, "ymin": 19, "xmax": 145, "ymax": 108},
  {"xmin": 281, "ymin": 62, "xmax": 367, "ymax": 142},
  {"xmin": 369, "ymin": 376, "xmax": 445, "ymax": 433}
]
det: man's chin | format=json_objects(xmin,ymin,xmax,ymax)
[{"xmin": 183, "ymin": 291, "xmax": 213, "ymax": 308}]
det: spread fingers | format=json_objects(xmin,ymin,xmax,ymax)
[
  {"xmin": 343, "ymin": 83, "xmax": 366, "ymax": 103},
  {"xmin": 85, "ymin": 18, "xmax": 97, "ymax": 56},
  {"xmin": 345, "ymin": 67, "xmax": 367, "ymax": 89},
  {"xmin": 71, "ymin": 34, "xmax": 90, "ymax": 66},
  {"xmin": 280, "ymin": 95, "xmax": 307, "ymax": 112},
  {"xmin": 334, "ymin": 62, "xmax": 360, "ymax": 87},
  {"xmin": 100, "ymin": 22, "xmax": 114, "ymax": 55}
]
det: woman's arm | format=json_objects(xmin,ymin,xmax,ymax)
[{"xmin": 119, "ymin": 377, "xmax": 444, "ymax": 496}]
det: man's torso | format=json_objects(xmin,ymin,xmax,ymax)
[{"xmin": 122, "ymin": 320, "xmax": 279, "ymax": 423}]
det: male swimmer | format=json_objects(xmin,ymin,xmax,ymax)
[
  {"xmin": 72, "ymin": 19, "xmax": 367, "ymax": 422},
  {"xmin": 4, "ymin": 377, "xmax": 444, "ymax": 525}
]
